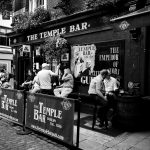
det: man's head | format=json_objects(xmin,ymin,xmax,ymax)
[
  {"xmin": 42, "ymin": 63, "xmax": 50, "ymax": 70},
  {"xmin": 64, "ymin": 67, "xmax": 71, "ymax": 74},
  {"xmin": 27, "ymin": 70, "xmax": 32, "ymax": 75},
  {"xmin": 105, "ymin": 70, "xmax": 111, "ymax": 80},
  {"xmin": 100, "ymin": 69, "xmax": 109, "ymax": 79}
]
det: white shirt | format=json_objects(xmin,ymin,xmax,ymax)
[
  {"xmin": 37, "ymin": 69, "xmax": 58, "ymax": 89},
  {"xmin": 88, "ymin": 74, "xmax": 104, "ymax": 95},
  {"xmin": 104, "ymin": 76, "xmax": 118, "ymax": 93}
]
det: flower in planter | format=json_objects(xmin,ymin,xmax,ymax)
[
  {"xmin": 56, "ymin": 37, "xmax": 68, "ymax": 48},
  {"xmin": 53, "ymin": 0, "xmax": 74, "ymax": 16},
  {"xmin": 11, "ymin": 8, "xmax": 51, "ymax": 32},
  {"xmin": 41, "ymin": 36, "xmax": 69, "ymax": 62},
  {"xmin": 84, "ymin": 0, "xmax": 120, "ymax": 10},
  {"xmin": 12, "ymin": 12, "xmax": 30, "ymax": 32},
  {"xmin": 29, "ymin": 7, "xmax": 51, "ymax": 28}
]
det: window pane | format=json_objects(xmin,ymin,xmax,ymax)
[
  {"xmin": 0, "ymin": 37, "xmax": 7, "ymax": 46},
  {"xmin": 37, "ymin": 0, "xmax": 44, "ymax": 7}
]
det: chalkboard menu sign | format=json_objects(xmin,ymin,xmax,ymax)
[{"xmin": 94, "ymin": 40, "xmax": 125, "ymax": 78}]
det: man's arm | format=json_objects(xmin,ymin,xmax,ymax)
[
  {"xmin": 49, "ymin": 64, "xmax": 60, "ymax": 76},
  {"xmin": 62, "ymin": 74, "xmax": 72, "ymax": 81},
  {"xmin": 96, "ymin": 81, "xmax": 107, "ymax": 101}
]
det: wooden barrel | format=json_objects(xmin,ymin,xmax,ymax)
[{"xmin": 112, "ymin": 95, "xmax": 145, "ymax": 130}]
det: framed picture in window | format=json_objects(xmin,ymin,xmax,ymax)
[
  {"xmin": 0, "ymin": 62, "xmax": 8, "ymax": 71},
  {"xmin": 61, "ymin": 53, "xmax": 69, "ymax": 61}
]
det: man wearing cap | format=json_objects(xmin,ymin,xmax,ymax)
[{"xmin": 37, "ymin": 63, "xmax": 60, "ymax": 95}]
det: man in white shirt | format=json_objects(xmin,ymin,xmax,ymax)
[
  {"xmin": 104, "ymin": 72, "xmax": 119, "ymax": 125},
  {"xmin": 88, "ymin": 69, "xmax": 109, "ymax": 128},
  {"xmin": 104, "ymin": 73, "xmax": 119, "ymax": 95},
  {"xmin": 37, "ymin": 63, "xmax": 60, "ymax": 95}
]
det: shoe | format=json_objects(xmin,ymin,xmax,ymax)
[
  {"xmin": 103, "ymin": 125, "xmax": 108, "ymax": 130},
  {"xmin": 99, "ymin": 122, "xmax": 104, "ymax": 127}
]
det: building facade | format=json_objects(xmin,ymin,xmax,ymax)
[
  {"xmin": 0, "ymin": 13, "xmax": 13, "ymax": 87},
  {"xmin": 8, "ymin": 0, "xmax": 150, "ymax": 95}
]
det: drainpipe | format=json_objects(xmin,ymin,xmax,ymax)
[{"xmin": 143, "ymin": 27, "xmax": 148, "ymax": 95}]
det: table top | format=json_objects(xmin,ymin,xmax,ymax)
[{"xmin": 141, "ymin": 96, "xmax": 150, "ymax": 101}]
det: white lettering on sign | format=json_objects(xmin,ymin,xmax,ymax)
[
  {"xmin": 99, "ymin": 54, "xmax": 119, "ymax": 61},
  {"xmin": 27, "ymin": 22, "xmax": 90, "ymax": 41},
  {"xmin": 33, "ymin": 102, "xmax": 63, "ymax": 123},
  {"xmin": 70, "ymin": 22, "xmax": 88, "ymax": 32},
  {"xmin": 1, "ymin": 95, "xmax": 17, "ymax": 111}
]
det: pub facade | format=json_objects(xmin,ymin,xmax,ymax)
[{"xmin": 8, "ymin": 0, "xmax": 150, "ymax": 96}]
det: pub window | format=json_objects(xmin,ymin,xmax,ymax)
[
  {"xmin": 37, "ymin": 0, "xmax": 44, "ymax": 8},
  {"xmin": 29, "ymin": 0, "xmax": 47, "ymax": 12},
  {"xmin": 0, "ymin": 37, "xmax": 7, "ymax": 46}
]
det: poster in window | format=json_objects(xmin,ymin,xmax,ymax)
[
  {"xmin": 94, "ymin": 40, "xmax": 125, "ymax": 76},
  {"xmin": 71, "ymin": 44, "xmax": 96, "ymax": 78},
  {"xmin": 61, "ymin": 53, "xmax": 69, "ymax": 61},
  {"xmin": 0, "ymin": 63, "xmax": 7, "ymax": 71},
  {"xmin": 94, "ymin": 40, "xmax": 125, "ymax": 86}
]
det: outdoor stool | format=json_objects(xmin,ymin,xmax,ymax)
[
  {"xmin": 78, "ymin": 94, "xmax": 99, "ymax": 130},
  {"xmin": 68, "ymin": 93, "xmax": 102, "ymax": 129}
]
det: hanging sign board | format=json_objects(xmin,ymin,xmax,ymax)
[
  {"xmin": 23, "ymin": 45, "xmax": 31, "ymax": 53},
  {"xmin": 2, "ymin": 10, "xmax": 10, "ymax": 20}
]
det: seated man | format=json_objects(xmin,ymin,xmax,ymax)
[
  {"xmin": 54, "ymin": 67, "xmax": 74, "ymax": 98},
  {"xmin": 30, "ymin": 75, "xmax": 40, "ymax": 93},
  {"xmin": 20, "ymin": 70, "xmax": 34, "ymax": 91},
  {"xmin": 103, "ymin": 72, "xmax": 119, "ymax": 123},
  {"xmin": 88, "ymin": 69, "xmax": 109, "ymax": 129}
]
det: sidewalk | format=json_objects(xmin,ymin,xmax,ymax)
[
  {"xmin": 0, "ymin": 117, "xmax": 150, "ymax": 150},
  {"xmin": 74, "ymin": 113, "xmax": 150, "ymax": 150}
]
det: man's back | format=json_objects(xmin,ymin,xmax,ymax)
[{"xmin": 37, "ymin": 70, "xmax": 52, "ymax": 89}]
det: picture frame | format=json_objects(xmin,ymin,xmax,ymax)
[
  {"xmin": 61, "ymin": 53, "xmax": 69, "ymax": 61},
  {"xmin": 0, "ymin": 62, "xmax": 8, "ymax": 71}
]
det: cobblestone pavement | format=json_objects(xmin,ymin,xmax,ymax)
[
  {"xmin": 0, "ymin": 117, "xmax": 150, "ymax": 150},
  {"xmin": 0, "ymin": 119, "xmax": 69, "ymax": 150}
]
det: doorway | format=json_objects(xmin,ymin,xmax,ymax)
[{"xmin": 17, "ymin": 57, "xmax": 32, "ymax": 89}]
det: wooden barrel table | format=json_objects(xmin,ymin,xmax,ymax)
[{"xmin": 112, "ymin": 95, "xmax": 145, "ymax": 130}]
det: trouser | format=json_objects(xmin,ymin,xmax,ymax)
[
  {"xmin": 40, "ymin": 89, "xmax": 53, "ymax": 95},
  {"xmin": 106, "ymin": 93, "xmax": 117, "ymax": 117},
  {"xmin": 54, "ymin": 87, "xmax": 73, "ymax": 98},
  {"xmin": 90, "ymin": 94, "xmax": 108, "ymax": 126}
]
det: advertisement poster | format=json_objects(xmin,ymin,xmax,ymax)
[
  {"xmin": 0, "ymin": 88, "xmax": 24, "ymax": 125},
  {"xmin": 71, "ymin": 44, "xmax": 96, "ymax": 78},
  {"xmin": 26, "ymin": 93, "xmax": 75, "ymax": 145},
  {"xmin": 94, "ymin": 40, "xmax": 125, "ymax": 78}
]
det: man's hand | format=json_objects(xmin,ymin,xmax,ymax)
[{"xmin": 57, "ymin": 63, "xmax": 61, "ymax": 69}]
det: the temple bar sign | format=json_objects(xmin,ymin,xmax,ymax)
[{"xmin": 27, "ymin": 22, "xmax": 90, "ymax": 41}]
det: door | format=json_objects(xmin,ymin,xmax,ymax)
[{"xmin": 17, "ymin": 57, "xmax": 32, "ymax": 89}]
